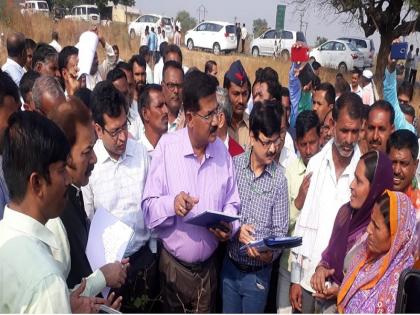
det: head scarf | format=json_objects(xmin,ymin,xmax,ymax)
[
  {"xmin": 320, "ymin": 151, "xmax": 393, "ymax": 285},
  {"xmin": 337, "ymin": 191, "xmax": 418, "ymax": 313}
]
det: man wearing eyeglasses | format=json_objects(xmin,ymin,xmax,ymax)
[
  {"xmin": 221, "ymin": 101, "xmax": 289, "ymax": 313},
  {"xmin": 82, "ymin": 81, "xmax": 160, "ymax": 312},
  {"xmin": 142, "ymin": 70, "xmax": 240, "ymax": 313},
  {"xmin": 162, "ymin": 60, "xmax": 185, "ymax": 132}
]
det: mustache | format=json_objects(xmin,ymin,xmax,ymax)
[{"xmin": 369, "ymin": 139, "xmax": 381, "ymax": 145}]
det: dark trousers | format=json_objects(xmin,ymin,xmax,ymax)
[
  {"xmin": 112, "ymin": 245, "xmax": 161, "ymax": 313},
  {"xmin": 241, "ymin": 39, "xmax": 246, "ymax": 53},
  {"xmin": 236, "ymin": 37, "xmax": 240, "ymax": 51},
  {"xmin": 410, "ymin": 69, "xmax": 418, "ymax": 86},
  {"xmin": 160, "ymin": 247, "xmax": 217, "ymax": 313}
]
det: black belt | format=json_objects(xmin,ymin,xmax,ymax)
[
  {"xmin": 229, "ymin": 256, "xmax": 264, "ymax": 273},
  {"xmin": 163, "ymin": 247, "xmax": 212, "ymax": 273}
]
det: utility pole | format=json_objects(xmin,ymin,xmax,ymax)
[
  {"xmin": 197, "ymin": 4, "xmax": 207, "ymax": 23},
  {"xmin": 299, "ymin": 10, "xmax": 304, "ymax": 32}
]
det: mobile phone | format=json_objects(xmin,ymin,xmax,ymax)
[
  {"xmin": 391, "ymin": 42, "xmax": 408, "ymax": 60},
  {"xmin": 298, "ymin": 63, "xmax": 316, "ymax": 87},
  {"xmin": 291, "ymin": 46, "xmax": 309, "ymax": 62}
]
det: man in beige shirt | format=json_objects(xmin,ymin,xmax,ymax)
[{"xmin": 224, "ymin": 60, "xmax": 251, "ymax": 149}]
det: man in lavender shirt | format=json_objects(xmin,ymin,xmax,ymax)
[{"xmin": 142, "ymin": 70, "xmax": 241, "ymax": 312}]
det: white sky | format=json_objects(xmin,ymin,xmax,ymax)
[{"xmin": 135, "ymin": 0, "xmax": 420, "ymax": 50}]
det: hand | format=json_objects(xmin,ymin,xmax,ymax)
[
  {"xmin": 238, "ymin": 224, "xmax": 255, "ymax": 245},
  {"xmin": 70, "ymin": 278, "xmax": 98, "ymax": 313},
  {"xmin": 388, "ymin": 38, "xmax": 400, "ymax": 72},
  {"xmin": 312, "ymin": 284, "xmax": 339, "ymax": 300},
  {"xmin": 294, "ymin": 172, "xmax": 312, "ymax": 210},
  {"xmin": 66, "ymin": 64, "xmax": 81, "ymax": 96},
  {"xmin": 209, "ymin": 221, "xmax": 232, "ymax": 242},
  {"xmin": 106, "ymin": 292, "xmax": 123, "ymax": 311},
  {"xmin": 290, "ymin": 283, "xmax": 303, "ymax": 312},
  {"xmin": 310, "ymin": 265, "xmax": 335, "ymax": 294},
  {"xmin": 174, "ymin": 191, "xmax": 199, "ymax": 216},
  {"xmin": 100, "ymin": 258, "xmax": 129, "ymax": 288},
  {"xmin": 258, "ymin": 250, "xmax": 273, "ymax": 263}
]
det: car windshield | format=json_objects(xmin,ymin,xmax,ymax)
[
  {"xmin": 38, "ymin": 2, "xmax": 48, "ymax": 9},
  {"xmin": 162, "ymin": 17, "xmax": 171, "ymax": 25},
  {"xmin": 226, "ymin": 25, "xmax": 235, "ymax": 34},
  {"xmin": 88, "ymin": 7, "xmax": 98, "ymax": 14},
  {"xmin": 347, "ymin": 42, "xmax": 359, "ymax": 51}
]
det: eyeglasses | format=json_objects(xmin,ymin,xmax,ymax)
[
  {"xmin": 257, "ymin": 135, "xmax": 282, "ymax": 148},
  {"xmin": 103, "ymin": 120, "xmax": 130, "ymax": 138},
  {"xmin": 163, "ymin": 81, "xmax": 183, "ymax": 91},
  {"xmin": 194, "ymin": 106, "xmax": 220, "ymax": 122}
]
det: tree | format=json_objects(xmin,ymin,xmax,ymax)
[
  {"xmin": 314, "ymin": 36, "xmax": 328, "ymax": 47},
  {"xmin": 253, "ymin": 18, "xmax": 268, "ymax": 37},
  {"xmin": 175, "ymin": 10, "xmax": 197, "ymax": 33},
  {"xmin": 307, "ymin": 0, "xmax": 420, "ymax": 94}
]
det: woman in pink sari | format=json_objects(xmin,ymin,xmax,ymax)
[{"xmin": 337, "ymin": 190, "xmax": 418, "ymax": 313}]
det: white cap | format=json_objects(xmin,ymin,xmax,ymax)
[{"xmin": 362, "ymin": 69, "xmax": 373, "ymax": 80}]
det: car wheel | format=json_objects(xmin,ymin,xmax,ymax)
[
  {"xmin": 338, "ymin": 62, "xmax": 348, "ymax": 73},
  {"xmin": 280, "ymin": 49, "xmax": 290, "ymax": 62},
  {"xmin": 252, "ymin": 46, "xmax": 259, "ymax": 57},
  {"xmin": 129, "ymin": 29, "xmax": 136, "ymax": 39},
  {"xmin": 213, "ymin": 42, "xmax": 221, "ymax": 55},
  {"xmin": 187, "ymin": 39, "xmax": 194, "ymax": 50}
]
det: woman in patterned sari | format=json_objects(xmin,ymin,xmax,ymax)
[{"xmin": 337, "ymin": 190, "xmax": 418, "ymax": 313}]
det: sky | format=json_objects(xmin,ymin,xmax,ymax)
[{"xmin": 134, "ymin": 0, "xmax": 420, "ymax": 50}]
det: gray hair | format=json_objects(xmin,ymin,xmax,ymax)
[
  {"xmin": 32, "ymin": 76, "xmax": 65, "ymax": 110},
  {"xmin": 216, "ymin": 87, "xmax": 232, "ymax": 127}
]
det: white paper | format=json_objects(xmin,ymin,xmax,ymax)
[
  {"xmin": 86, "ymin": 207, "xmax": 134, "ymax": 298},
  {"xmin": 76, "ymin": 31, "xmax": 99, "ymax": 79}
]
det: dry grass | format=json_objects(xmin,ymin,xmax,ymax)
[{"xmin": 1, "ymin": 6, "xmax": 419, "ymax": 112}]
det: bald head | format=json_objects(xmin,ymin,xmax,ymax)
[{"xmin": 6, "ymin": 32, "xmax": 26, "ymax": 66}]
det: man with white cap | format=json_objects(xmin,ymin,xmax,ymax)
[{"xmin": 361, "ymin": 69, "xmax": 376, "ymax": 105}]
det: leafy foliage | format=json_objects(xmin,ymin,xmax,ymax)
[
  {"xmin": 253, "ymin": 18, "xmax": 268, "ymax": 37},
  {"xmin": 175, "ymin": 10, "xmax": 197, "ymax": 32}
]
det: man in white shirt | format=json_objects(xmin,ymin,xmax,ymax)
[
  {"xmin": 49, "ymin": 31, "xmax": 62, "ymax": 53},
  {"xmin": 154, "ymin": 44, "xmax": 188, "ymax": 85},
  {"xmin": 1, "ymin": 32, "xmax": 27, "ymax": 86},
  {"xmin": 290, "ymin": 92, "xmax": 363, "ymax": 313},
  {"xmin": 128, "ymin": 55, "xmax": 147, "ymax": 139},
  {"xmin": 139, "ymin": 45, "xmax": 154, "ymax": 83},
  {"xmin": 82, "ymin": 81, "xmax": 160, "ymax": 312},
  {"xmin": 361, "ymin": 69, "xmax": 375, "ymax": 105},
  {"xmin": 0, "ymin": 111, "xmax": 97, "ymax": 313},
  {"xmin": 58, "ymin": 45, "xmax": 80, "ymax": 96},
  {"xmin": 138, "ymin": 84, "xmax": 168, "ymax": 155},
  {"xmin": 350, "ymin": 69, "xmax": 363, "ymax": 97},
  {"xmin": 240, "ymin": 23, "xmax": 247, "ymax": 53}
]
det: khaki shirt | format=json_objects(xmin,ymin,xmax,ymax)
[{"xmin": 228, "ymin": 113, "xmax": 250, "ymax": 149}]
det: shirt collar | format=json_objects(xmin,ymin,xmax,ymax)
[
  {"xmin": 297, "ymin": 157, "xmax": 307, "ymax": 175},
  {"xmin": 95, "ymin": 139, "xmax": 134, "ymax": 164},
  {"xmin": 326, "ymin": 140, "xmax": 360, "ymax": 176},
  {"xmin": 243, "ymin": 149, "xmax": 276, "ymax": 177},
  {"xmin": 2, "ymin": 206, "xmax": 58, "ymax": 250},
  {"xmin": 181, "ymin": 127, "xmax": 216, "ymax": 159},
  {"xmin": 6, "ymin": 58, "xmax": 25, "ymax": 72}
]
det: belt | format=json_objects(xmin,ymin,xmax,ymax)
[
  {"xmin": 163, "ymin": 247, "xmax": 212, "ymax": 273},
  {"xmin": 229, "ymin": 256, "xmax": 264, "ymax": 273}
]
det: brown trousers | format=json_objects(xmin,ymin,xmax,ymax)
[{"xmin": 159, "ymin": 247, "xmax": 217, "ymax": 313}]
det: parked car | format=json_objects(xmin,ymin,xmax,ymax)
[
  {"xmin": 337, "ymin": 36, "xmax": 375, "ymax": 68},
  {"xmin": 128, "ymin": 14, "xmax": 173, "ymax": 39},
  {"xmin": 250, "ymin": 29, "xmax": 306, "ymax": 60},
  {"xmin": 184, "ymin": 21, "xmax": 236, "ymax": 55},
  {"xmin": 21, "ymin": 0, "xmax": 50, "ymax": 16},
  {"xmin": 309, "ymin": 40, "xmax": 364, "ymax": 73},
  {"xmin": 65, "ymin": 5, "xmax": 100, "ymax": 24}
]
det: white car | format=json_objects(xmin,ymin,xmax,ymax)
[
  {"xmin": 21, "ymin": 0, "xmax": 49, "ymax": 15},
  {"xmin": 309, "ymin": 40, "xmax": 364, "ymax": 73},
  {"xmin": 250, "ymin": 29, "xmax": 307, "ymax": 60},
  {"xmin": 128, "ymin": 14, "xmax": 173, "ymax": 40},
  {"xmin": 65, "ymin": 5, "xmax": 100, "ymax": 24},
  {"xmin": 184, "ymin": 21, "xmax": 236, "ymax": 55},
  {"xmin": 337, "ymin": 36, "xmax": 375, "ymax": 68}
]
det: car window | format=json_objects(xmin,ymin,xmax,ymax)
[
  {"xmin": 370, "ymin": 39, "xmax": 375, "ymax": 51},
  {"xmin": 264, "ymin": 30, "xmax": 276, "ymax": 39},
  {"xmin": 226, "ymin": 25, "xmax": 235, "ymax": 34},
  {"xmin": 321, "ymin": 41, "xmax": 334, "ymax": 51},
  {"xmin": 71, "ymin": 7, "xmax": 76, "ymax": 14},
  {"xmin": 347, "ymin": 42, "xmax": 359, "ymax": 51},
  {"xmin": 76, "ymin": 7, "xmax": 81, "ymax": 15},
  {"xmin": 296, "ymin": 31, "xmax": 306, "ymax": 43},
  {"xmin": 81, "ymin": 7, "xmax": 86, "ymax": 14},
  {"xmin": 197, "ymin": 23, "xmax": 207, "ymax": 31},
  {"xmin": 209, "ymin": 23, "xmax": 222, "ymax": 32},
  {"xmin": 356, "ymin": 39, "xmax": 367, "ymax": 48},
  {"xmin": 38, "ymin": 2, "xmax": 48, "ymax": 9},
  {"xmin": 139, "ymin": 15, "xmax": 147, "ymax": 22},
  {"xmin": 88, "ymin": 7, "xmax": 98, "ymax": 15},
  {"xmin": 161, "ymin": 17, "xmax": 171, "ymax": 26},
  {"xmin": 282, "ymin": 30, "xmax": 293, "ymax": 39},
  {"xmin": 151, "ymin": 16, "xmax": 159, "ymax": 23},
  {"xmin": 334, "ymin": 42, "xmax": 346, "ymax": 51}
]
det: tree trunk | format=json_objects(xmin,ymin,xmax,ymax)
[{"xmin": 374, "ymin": 34, "xmax": 394, "ymax": 98}]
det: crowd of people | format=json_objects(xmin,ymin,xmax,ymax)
[{"xmin": 0, "ymin": 25, "xmax": 419, "ymax": 315}]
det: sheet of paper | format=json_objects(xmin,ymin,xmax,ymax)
[{"xmin": 86, "ymin": 208, "xmax": 134, "ymax": 297}]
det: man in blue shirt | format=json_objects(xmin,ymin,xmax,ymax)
[{"xmin": 147, "ymin": 27, "xmax": 158, "ymax": 65}]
